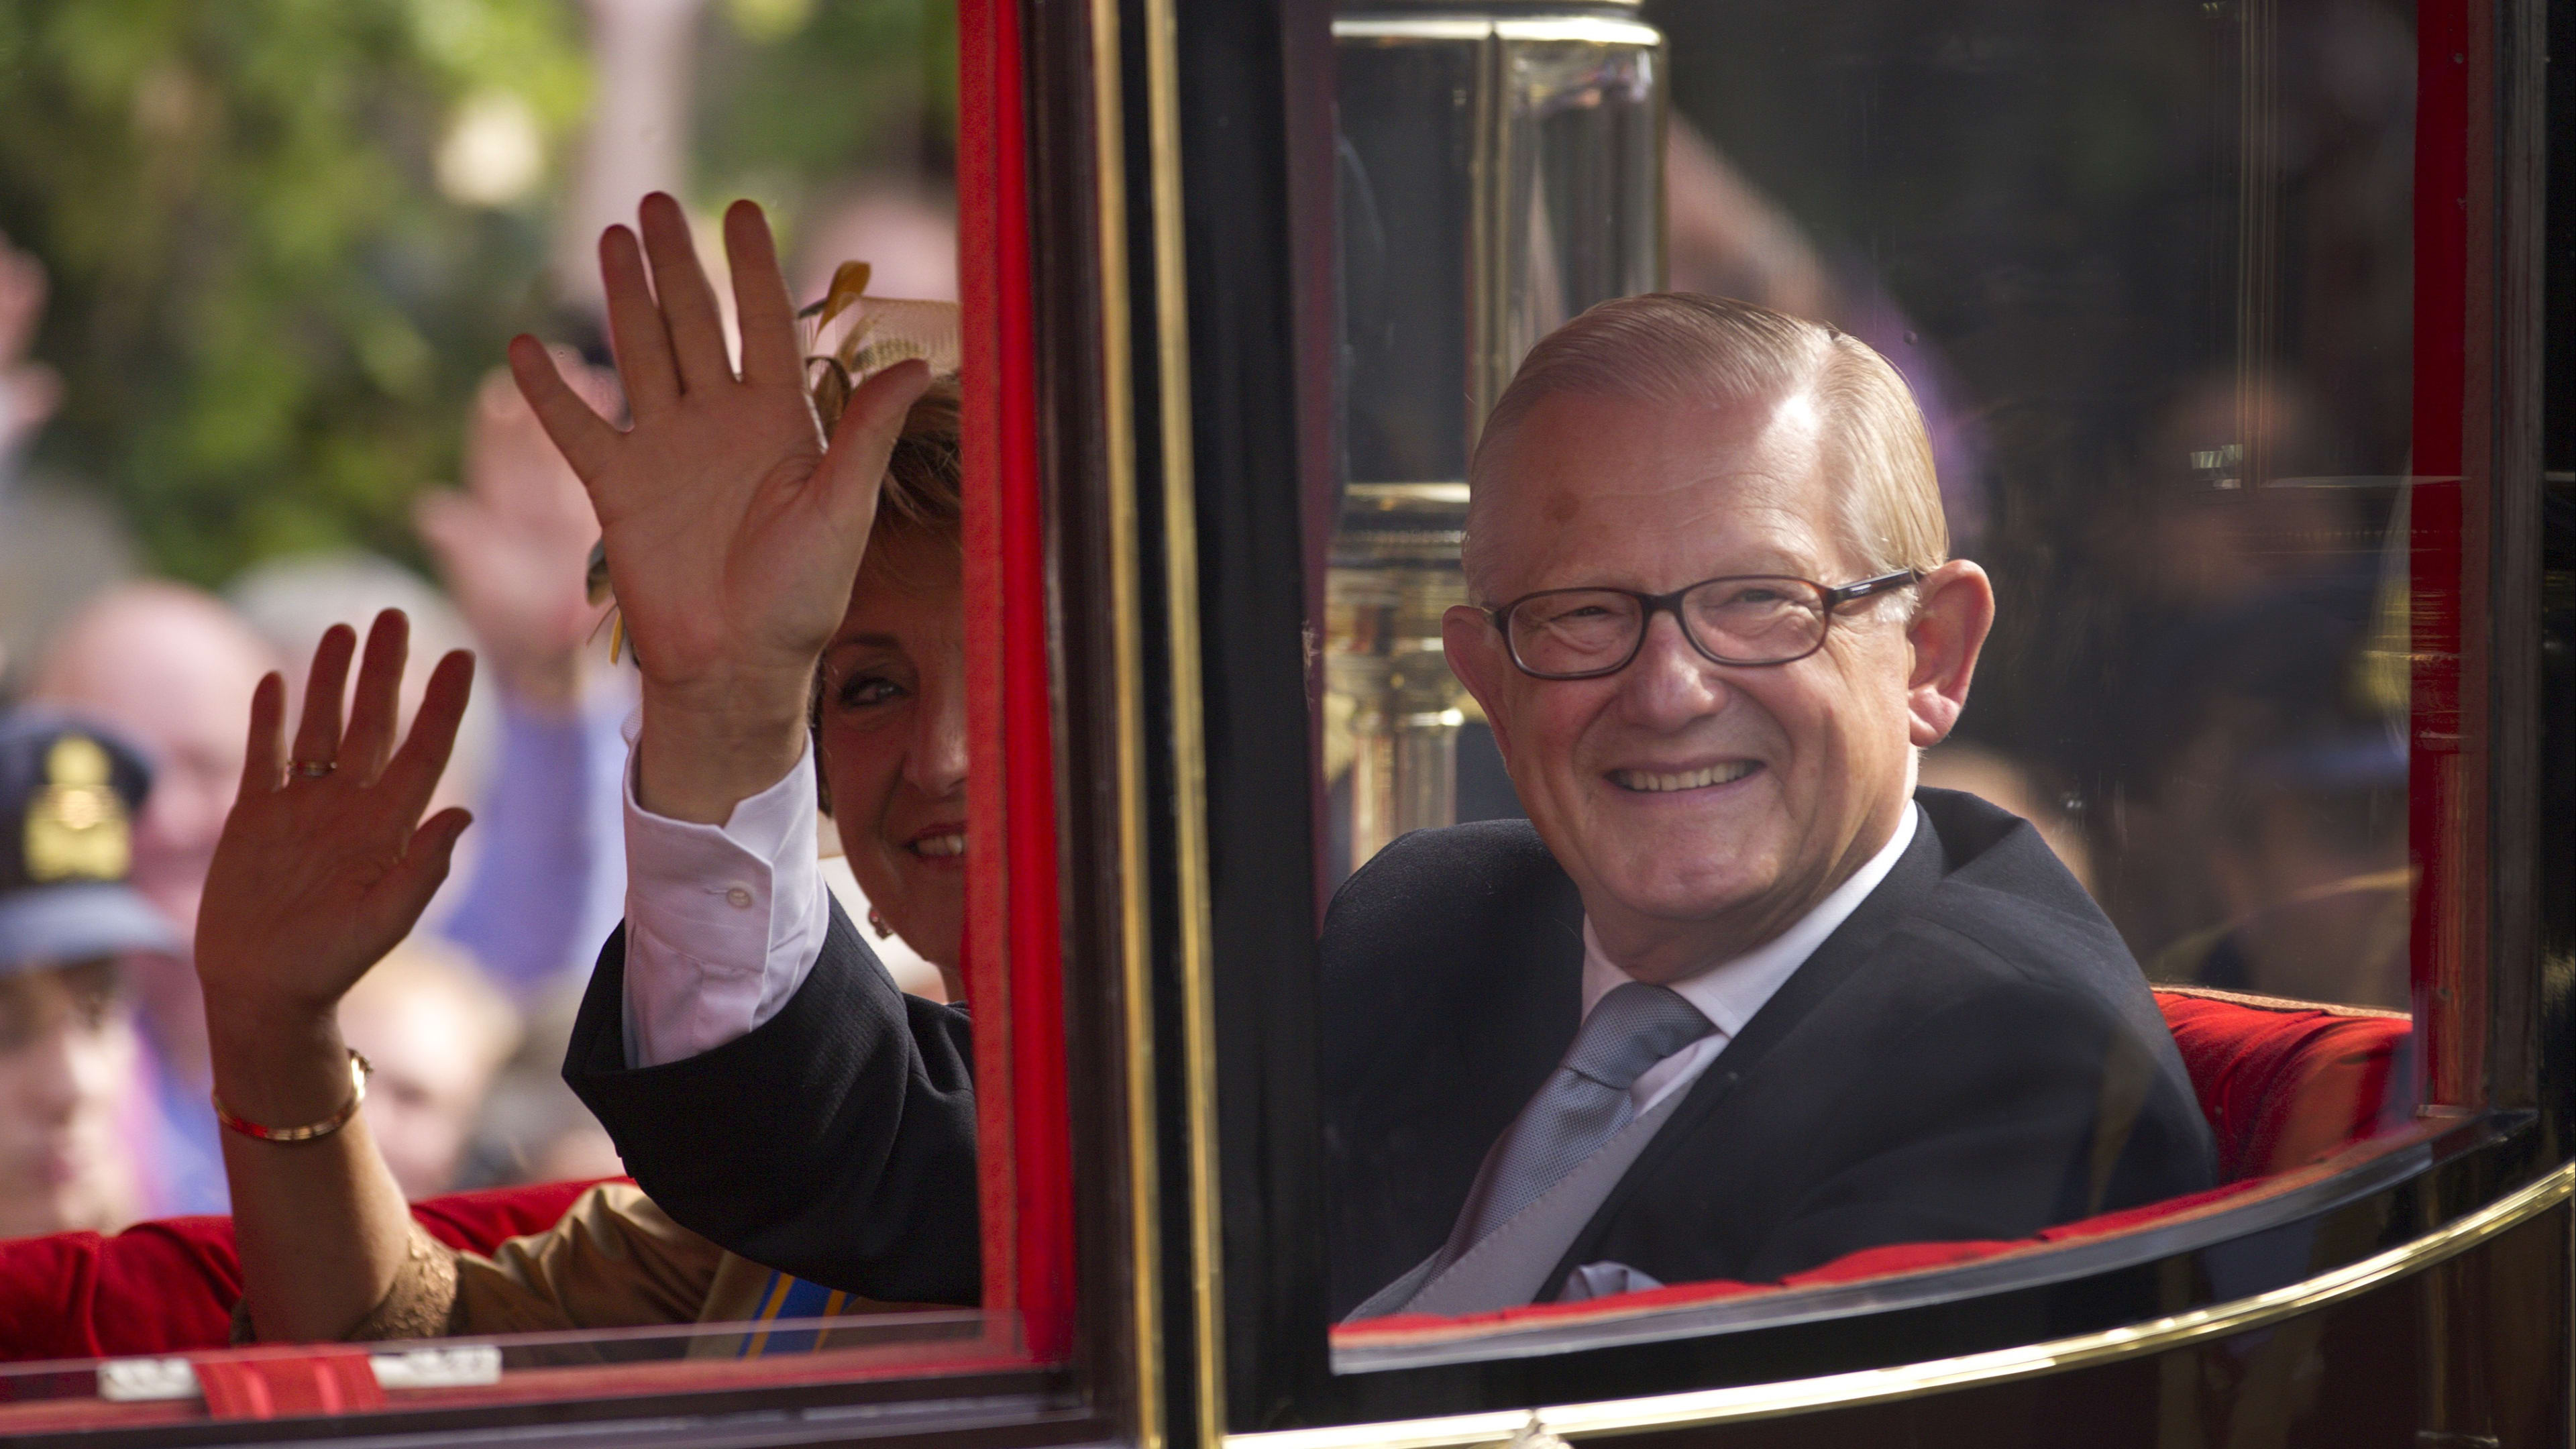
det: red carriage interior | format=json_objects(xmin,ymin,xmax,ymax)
[
  {"xmin": 0, "ymin": 1178, "xmax": 614, "ymax": 1362},
  {"xmin": 0, "ymin": 990, "xmax": 2411, "ymax": 1362}
]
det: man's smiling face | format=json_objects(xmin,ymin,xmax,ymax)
[{"xmin": 1444, "ymin": 389, "xmax": 1932, "ymax": 978}]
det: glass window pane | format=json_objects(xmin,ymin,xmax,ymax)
[
  {"xmin": 1316, "ymin": 0, "xmax": 2430, "ymax": 1351},
  {"xmin": 0, "ymin": 1, "xmax": 1065, "ymax": 1428}
]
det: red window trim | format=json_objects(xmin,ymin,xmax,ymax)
[
  {"xmin": 959, "ymin": 0, "xmax": 1079, "ymax": 1363},
  {"xmin": 2409, "ymin": 0, "xmax": 2486, "ymax": 1108}
]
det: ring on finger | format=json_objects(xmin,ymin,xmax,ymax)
[{"xmin": 290, "ymin": 758, "xmax": 337, "ymax": 780}]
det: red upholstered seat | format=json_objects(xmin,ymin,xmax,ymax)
[
  {"xmin": 1338, "ymin": 988, "xmax": 2414, "ymax": 1341},
  {"xmin": 2153, "ymin": 986, "xmax": 2412, "ymax": 1183},
  {"xmin": 0, "ymin": 1178, "xmax": 616, "ymax": 1362}
]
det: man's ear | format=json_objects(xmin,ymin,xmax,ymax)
[
  {"xmin": 1904, "ymin": 559, "xmax": 1994, "ymax": 747},
  {"xmin": 1442, "ymin": 604, "xmax": 1516, "ymax": 764}
]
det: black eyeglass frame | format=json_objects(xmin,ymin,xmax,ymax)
[{"xmin": 1485, "ymin": 568, "xmax": 1925, "ymax": 680}]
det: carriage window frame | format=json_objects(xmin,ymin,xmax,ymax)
[
  {"xmin": 0, "ymin": 2, "xmax": 1097, "ymax": 1441},
  {"xmin": 1173, "ymin": 0, "xmax": 2576, "ymax": 1433}
]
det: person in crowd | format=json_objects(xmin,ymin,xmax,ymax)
[
  {"xmin": 0, "ymin": 229, "xmax": 105, "ymax": 695},
  {"xmin": 227, "ymin": 552, "xmax": 493, "ymax": 830},
  {"xmin": 0, "ymin": 231, "xmax": 60, "ymax": 480},
  {"xmin": 524, "ymin": 237, "xmax": 2217, "ymax": 1319},
  {"xmin": 26, "ymin": 584, "xmax": 279, "ymax": 1216},
  {"xmin": 0, "ymin": 712, "xmax": 180, "ymax": 1238},
  {"xmin": 414, "ymin": 358, "xmax": 637, "ymax": 1001},
  {"xmin": 334, "ymin": 937, "xmax": 521, "ymax": 1199},
  {"xmin": 23, "ymin": 367, "xmax": 638, "ymax": 1210},
  {"xmin": 201, "ymin": 218, "xmax": 963, "ymax": 1336},
  {"xmin": 28, "ymin": 586, "xmax": 278, "ymax": 949}
]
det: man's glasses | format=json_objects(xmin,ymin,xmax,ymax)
[{"xmin": 1487, "ymin": 570, "xmax": 1921, "ymax": 680}]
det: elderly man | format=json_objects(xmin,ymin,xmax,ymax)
[{"xmin": 1320, "ymin": 294, "xmax": 2214, "ymax": 1317}]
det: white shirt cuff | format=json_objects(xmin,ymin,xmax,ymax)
[{"xmin": 617, "ymin": 712, "xmax": 831, "ymax": 1068}]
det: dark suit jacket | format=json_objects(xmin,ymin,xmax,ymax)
[
  {"xmin": 566, "ymin": 788, "xmax": 2216, "ymax": 1314},
  {"xmin": 1321, "ymin": 788, "xmax": 2217, "ymax": 1316},
  {"xmin": 561, "ymin": 902, "xmax": 981, "ymax": 1305}
]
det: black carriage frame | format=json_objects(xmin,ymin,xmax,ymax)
[{"xmin": 1144, "ymin": 0, "xmax": 2576, "ymax": 1440}]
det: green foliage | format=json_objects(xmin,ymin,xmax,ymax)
[
  {"xmin": 0, "ymin": 0, "xmax": 590, "ymax": 584},
  {"xmin": 0, "ymin": 0, "xmax": 953, "ymax": 587},
  {"xmin": 694, "ymin": 0, "xmax": 958, "ymax": 247}
]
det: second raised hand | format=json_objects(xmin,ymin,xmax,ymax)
[{"xmin": 507, "ymin": 193, "xmax": 932, "ymax": 824}]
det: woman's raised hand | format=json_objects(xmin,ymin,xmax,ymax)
[
  {"xmin": 200, "ymin": 610, "xmax": 472, "ymax": 1346},
  {"xmin": 506, "ymin": 194, "xmax": 931, "ymax": 824},
  {"xmin": 196, "ymin": 610, "xmax": 474, "ymax": 1045}
]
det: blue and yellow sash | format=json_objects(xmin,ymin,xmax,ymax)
[{"xmin": 735, "ymin": 1270, "xmax": 855, "ymax": 1357}]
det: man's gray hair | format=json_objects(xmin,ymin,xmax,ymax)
[{"xmin": 1462, "ymin": 292, "xmax": 1948, "ymax": 596}]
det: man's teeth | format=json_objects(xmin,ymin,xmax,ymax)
[
  {"xmin": 1611, "ymin": 761, "xmax": 1756, "ymax": 793},
  {"xmin": 912, "ymin": 832, "xmax": 967, "ymax": 858}
]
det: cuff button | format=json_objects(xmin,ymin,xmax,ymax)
[{"xmin": 724, "ymin": 886, "xmax": 755, "ymax": 908}]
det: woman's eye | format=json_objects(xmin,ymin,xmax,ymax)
[{"xmin": 837, "ymin": 675, "xmax": 907, "ymax": 708}]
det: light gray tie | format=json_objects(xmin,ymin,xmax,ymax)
[{"xmin": 1442, "ymin": 981, "xmax": 1715, "ymax": 1256}]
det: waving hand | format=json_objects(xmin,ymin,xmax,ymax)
[
  {"xmin": 197, "ymin": 610, "xmax": 475, "ymax": 1026},
  {"xmin": 508, "ymin": 194, "xmax": 930, "ymax": 823},
  {"xmin": 197, "ymin": 610, "xmax": 475, "ymax": 1345}
]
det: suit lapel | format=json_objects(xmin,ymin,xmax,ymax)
[
  {"xmin": 1538, "ymin": 812, "xmax": 1955, "ymax": 1296},
  {"xmin": 1497, "ymin": 888, "xmax": 1589, "ymax": 1087},
  {"xmin": 1437, "ymin": 869, "xmax": 1588, "ymax": 1149}
]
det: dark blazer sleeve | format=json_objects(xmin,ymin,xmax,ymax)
[{"xmin": 561, "ymin": 898, "xmax": 980, "ymax": 1304}]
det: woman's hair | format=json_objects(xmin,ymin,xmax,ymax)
[{"xmin": 877, "ymin": 376, "xmax": 963, "ymax": 540}]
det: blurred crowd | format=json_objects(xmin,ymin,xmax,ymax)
[
  {"xmin": 0, "ymin": 215, "xmax": 629, "ymax": 1236},
  {"xmin": 0, "ymin": 207, "xmax": 952, "ymax": 1242},
  {"xmin": 0, "ymin": 0, "xmax": 973, "ymax": 1247}
]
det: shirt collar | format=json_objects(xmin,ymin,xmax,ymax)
[{"xmin": 1580, "ymin": 801, "xmax": 1921, "ymax": 1038}]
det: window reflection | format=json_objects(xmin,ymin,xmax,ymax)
[
  {"xmin": 1326, "ymin": 10, "xmax": 1662, "ymax": 878},
  {"xmin": 1319, "ymin": 0, "xmax": 2425, "ymax": 1340},
  {"xmin": 1323, "ymin": 0, "xmax": 2418, "ymax": 998},
  {"xmin": 1650, "ymin": 0, "xmax": 2418, "ymax": 1014}
]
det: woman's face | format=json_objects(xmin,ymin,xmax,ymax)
[{"xmin": 818, "ymin": 527, "xmax": 967, "ymax": 980}]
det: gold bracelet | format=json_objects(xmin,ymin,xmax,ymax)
[{"xmin": 213, "ymin": 1051, "xmax": 373, "ymax": 1142}]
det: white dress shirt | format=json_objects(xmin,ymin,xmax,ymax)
[
  {"xmin": 1578, "ymin": 802, "xmax": 1920, "ymax": 1116},
  {"xmin": 617, "ymin": 719, "xmax": 831, "ymax": 1069}
]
